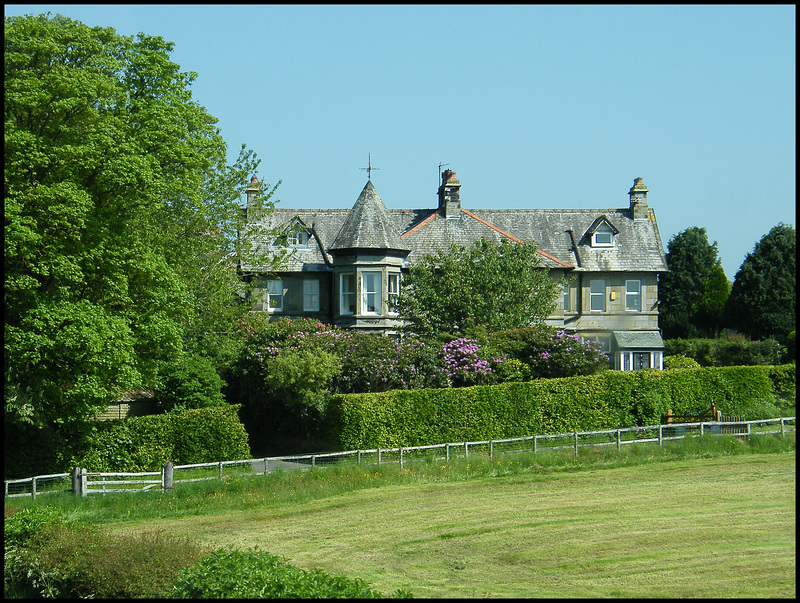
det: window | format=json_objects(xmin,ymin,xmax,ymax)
[
  {"xmin": 590, "ymin": 279, "xmax": 606, "ymax": 311},
  {"xmin": 288, "ymin": 228, "xmax": 309, "ymax": 247},
  {"xmin": 632, "ymin": 352, "xmax": 651, "ymax": 370},
  {"xmin": 592, "ymin": 223, "xmax": 614, "ymax": 247},
  {"xmin": 274, "ymin": 225, "xmax": 309, "ymax": 247},
  {"xmin": 266, "ymin": 280, "xmax": 283, "ymax": 312},
  {"xmin": 562, "ymin": 282, "xmax": 571, "ymax": 312},
  {"xmin": 361, "ymin": 271, "xmax": 381, "ymax": 315},
  {"xmin": 340, "ymin": 273, "xmax": 355, "ymax": 315},
  {"xmin": 625, "ymin": 280, "xmax": 642, "ymax": 311},
  {"xmin": 303, "ymin": 279, "xmax": 319, "ymax": 311},
  {"xmin": 388, "ymin": 273, "xmax": 400, "ymax": 314}
]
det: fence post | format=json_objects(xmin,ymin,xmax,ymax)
[
  {"xmin": 31, "ymin": 476, "xmax": 37, "ymax": 501},
  {"xmin": 218, "ymin": 462, "xmax": 223, "ymax": 481},
  {"xmin": 658, "ymin": 424, "xmax": 663, "ymax": 446},
  {"xmin": 357, "ymin": 450, "xmax": 362, "ymax": 464},
  {"xmin": 780, "ymin": 418, "xmax": 785, "ymax": 439},
  {"xmin": 489, "ymin": 440, "xmax": 494, "ymax": 459},
  {"xmin": 617, "ymin": 430, "xmax": 621, "ymax": 452},
  {"xmin": 533, "ymin": 435, "xmax": 537, "ymax": 454},
  {"xmin": 446, "ymin": 444, "xmax": 450, "ymax": 461},
  {"xmin": 574, "ymin": 432, "xmax": 579, "ymax": 456},
  {"xmin": 700, "ymin": 422, "xmax": 704, "ymax": 437},
  {"xmin": 400, "ymin": 448, "xmax": 404, "ymax": 468},
  {"xmin": 162, "ymin": 462, "xmax": 174, "ymax": 491},
  {"xmin": 378, "ymin": 449, "xmax": 382, "ymax": 465},
  {"xmin": 312, "ymin": 455, "xmax": 316, "ymax": 467},
  {"xmin": 465, "ymin": 442, "xmax": 469, "ymax": 460},
  {"xmin": 80, "ymin": 468, "xmax": 87, "ymax": 498},
  {"xmin": 263, "ymin": 458, "xmax": 269, "ymax": 476},
  {"xmin": 71, "ymin": 467, "xmax": 80, "ymax": 497}
]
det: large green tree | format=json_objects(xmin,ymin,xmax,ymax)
[
  {"xmin": 395, "ymin": 238, "xmax": 561, "ymax": 338},
  {"xmin": 4, "ymin": 13, "xmax": 280, "ymax": 428},
  {"xmin": 658, "ymin": 226, "xmax": 730, "ymax": 339},
  {"xmin": 724, "ymin": 223, "xmax": 795, "ymax": 342}
]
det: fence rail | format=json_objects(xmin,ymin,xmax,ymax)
[{"xmin": 5, "ymin": 417, "xmax": 795, "ymax": 500}]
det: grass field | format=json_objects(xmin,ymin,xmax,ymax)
[{"xmin": 102, "ymin": 449, "xmax": 795, "ymax": 598}]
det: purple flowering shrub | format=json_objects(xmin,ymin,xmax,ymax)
[
  {"xmin": 488, "ymin": 326, "xmax": 609, "ymax": 379},
  {"xmin": 439, "ymin": 338, "xmax": 510, "ymax": 387},
  {"xmin": 234, "ymin": 316, "xmax": 448, "ymax": 396}
]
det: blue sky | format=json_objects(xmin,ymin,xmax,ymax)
[{"xmin": 5, "ymin": 4, "xmax": 796, "ymax": 279}]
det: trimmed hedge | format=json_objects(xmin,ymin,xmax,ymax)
[
  {"xmin": 71, "ymin": 405, "xmax": 250, "ymax": 472},
  {"xmin": 325, "ymin": 365, "xmax": 791, "ymax": 450}
]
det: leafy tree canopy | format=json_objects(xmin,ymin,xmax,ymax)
[
  {"xmin": 658, "ymin": 226, "xmax": 730, "ymax": 338},
  {"xmin": 724, "ymin": 223, "xmax": 796, "ymax": 342},
  {"xmin": 394, "ymin": 238, "xmax": 561, "ymax": 338},
  {"xmin": 4, "ymin": 13, "xmax": 281, "ymax": 427}
]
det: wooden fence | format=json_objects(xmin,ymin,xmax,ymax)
[{"xmin": 5, "ymin": 416, "xmax": 795, "ymax": 500}]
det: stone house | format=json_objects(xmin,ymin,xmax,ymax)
[{"xmin": 239, "ymin": 170, "xmax": 668, "ymax": 370}]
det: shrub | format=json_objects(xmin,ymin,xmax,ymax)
[
  {"xmin": 170, "ymin": 547, "xmax": 411, "ymax": 599},
  {"xmin": 664, "ymin": 355, "xmax": 701, "ymax": 370},
  {"xmin": 70, "ymin": 405, "xmax": 250, "ymax": 471},
  {"xmin": 155, "ymin": 354, "xmax": 226, "ymax": 413},
  {"xmin": 6, "ymin": 518, "xmax": 205, "ymax": 599},
  {"xmin": 440, "ymin": 338, "xmax": 505, "ymax": 387},
  {"xmin": 489, "ymin": 326, "xmax": 609, "ymax": 379},
  {"xmin": 664, "ymin": 337, "xmax": 787, "ymax": 367}
]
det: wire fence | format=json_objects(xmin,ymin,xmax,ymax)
[{"xmin": 5, "ymin": 417, "xmax": 795, "ymax": 500}]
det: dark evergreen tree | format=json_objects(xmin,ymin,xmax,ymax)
[
  {"xmin": 659, "ymin": 227, "xmax": 730, "ymax": 338},
  {"xmin": 724, "ymin": 223, "xmax": 796, "ymax": 342}
]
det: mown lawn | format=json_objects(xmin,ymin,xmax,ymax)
[{"xmin": 108, "ymin": 451, "xmax": 795, "ymax": 598}]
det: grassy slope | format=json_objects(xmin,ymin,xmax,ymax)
[{"xmin": 109, "ymin": 452, "xmax": 796, "ymax": 598}]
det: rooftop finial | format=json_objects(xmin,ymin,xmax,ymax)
[{"xmin": 360, "ymin": 153, "xmax": 380, "ymax": 180}]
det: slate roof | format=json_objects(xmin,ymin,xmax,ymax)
[
  {"xmin": 613, "ymin": 331, "xmax": 665, "ymax": 349},
  {"xmin": 241, "ymin": 180, "xmax": 668, "ymax": 274},
  {"xmin": 329, "ymin": 181, "xmax": 410, "ymax": 252}
]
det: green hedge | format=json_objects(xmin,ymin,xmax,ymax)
[
  {"xmin": 325, "ymin": 365, "xmax": 791, "ymax": 450},
  {"xmin": 71, "ymin": 405, "xmax": 251, "ymax": 472},
  {"xmin": 664, "ymin": 337, "xmax": 787, "ymax": 366}
]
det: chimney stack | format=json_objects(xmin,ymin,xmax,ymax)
[
  {"xmin": 628, "ymin": 177, "xmax": 649, "ymax": 219},
  {"xmin": 438, "ymin": 169, "xmax": 461, "ymax": 219},
  {"xmin": 245, "ymin": 175, "xmax": 261, "ymax": 219}
]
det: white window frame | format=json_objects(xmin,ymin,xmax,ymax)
[
  {"xmin": 590, "ymin": 279, "xmax": 606, "ymax": 312},
  {"xmin": 592, "ymin": 223, "xmax": 614, "ymax": 247},
  {"xmin": 562, "ymin": 282, "xmax": 571, "ymax": 313},
  {"xmin": 340, "ymin": 273, "xmax": 355, "ymax": 315},
  {"xmin": 388, "ymin": 272, "xmax": 400, "ymax": 314},
  {"xmin": 303, "ymin": 279, "xmax": 319, "ymax": 312},
  {"xmin": 625, "ymin": 279, "xmax": 642, "ymax": 312},
  {"xmin": 288, "ymin": 227, "xmax": 309, "ymax": 247},
  {"xmin": 266, "ymin": 279, "xmax": 283, "ymax": 313},
  {"xmin": 361, "ymin": 271, "xmax": 381, "ymax": 315}
]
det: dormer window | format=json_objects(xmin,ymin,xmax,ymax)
[
  {"xmin": 274, "ymin": 221, "xmax": 310, "ymax": 247},
  {"xmin": 592, "ymin": 222, "xmax": 615, "ymax": 247},
  {"xmin": 288, "ymin": 228, "xmax": 309, "ymax": 247}
]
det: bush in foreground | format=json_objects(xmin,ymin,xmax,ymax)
[
  {"xmin": 170, "ymin": 548, "xmax": 411, "ymax": 599},
  {"xmin": 4, "ymin": 508, "xmax": 205, "ymax": 599}
]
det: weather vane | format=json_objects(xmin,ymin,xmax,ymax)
[{"xmin": 360, "ymin": 153, "xmax": 380, "ymax": 180}]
